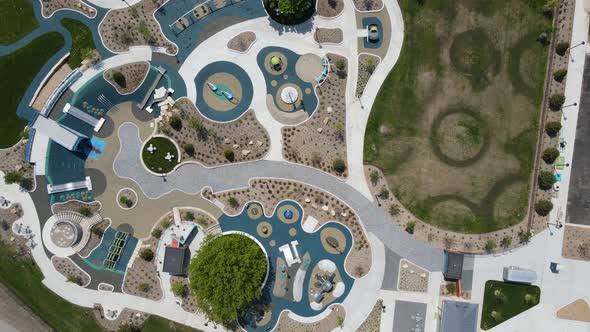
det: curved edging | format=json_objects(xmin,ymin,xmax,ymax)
[
  {"xmin": 227, "ymin": 31, "xmax": 258, "ymax": 54},
  {"xmin": 102, "ymin": 60, "xmax": 151, "ymax": 96},
  {"xmin": 116, "ymin": 187, "xmax": 138, "ymax": 210},
  {"xmin": 39, "ymin": 0, "xmax": 97, "ymax": 20},
  {"xmin": 139, "ymin": 133, "xmax": 182, "ymax": 176},
  {"xmin": 51, "ymin": 255, "xmax": 92, "ymax": 287}
]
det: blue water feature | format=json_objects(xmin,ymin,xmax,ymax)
[
  {"xmin": 154, "ymin": 0, "xmax": 268, "ymax": 61},
  {"xmin": 87, "ymin": 137, "xmax": 106, "ymax": 160},
  {"xmin": 256, "ymin": 47, "xmax": 319, "ymax": 117},
  {"xmin": 362, "ymin": 17, "xmax": 384, "ymax": 49},
  {"xmin": 218, "ymin": 200, "xmax": 355, "ymax": 331},
  {"xmin": 82, "ymin": 227, "xmax": 138, "ymax": 275},
  {"xmin": 193, "ymin": 61, "xmax": 254, "ymax": 122}
]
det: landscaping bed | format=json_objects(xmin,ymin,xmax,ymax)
[
  {"xmin": 0, "ymin": 32, "xmax": 64, "ymax": 148},
  {"xmin": 352, "ymin": 0, "xmax": 382, "ymax": 11},
  {"xmin": 52, "ymin": 257, "xmax": 90, "ymax": 287},
  {"xmin": 202, "ymin": 178, "xmax": 372, "ymax": 278},
  {"xmin": 78, "ymin": 219, "xmax": 110, "ymax": 257},
  {"xmin": 158, "ymin": 98, "xmax": 269, "ymax": 167},
  {"xmin": 317, "ymin": 0, "xmax": 344, "ymax": 18},
  {"xmin": 355, "ymin": 53, "xmax": 380, "ymax": 97},
  {"xmin": 0, "ymin": 140, "xmax": 34, "ymax": 189},
  {"xmin": 275, "ymin": 304, "xmax": 344, "ymax": 330},
  {"xmin": 282, "ymin": 53, "xmax": 348, "ymax": 178},
  {"xmin": 314, "ymin": 28, "xmax": 343, "ymax": 44},
  {"xmin": 42, "ymin": 0, "xmax": 96, "ymax": 18},
  {"xmin": 142, "ymin": 136, "xmax": 180, "ymax": 174},
  {"xmin": 117, "ymin": 188, "xmax": 138, "ymax": 209},
  {"xmin": 357, "ymin": 299, "xmax": 382, "ymax": 332},
  {"xmin": 227, "ymin": 31, "xmax": 256, "ymax": 53},
  {"xmin": 104, "ymin": 62, "xmax": 150, "ymax": 94},
  {"xmin": 122, "ymin": 236, "xmax": 163, "ymax": 301},
  {"xmin": 481, "ymin": 280, "xmax": 540, "ymax": 330}
]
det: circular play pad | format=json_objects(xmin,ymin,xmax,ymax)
[
  {"xmin": 281, "ymin": 87, "xmax": 299, "ymax": 104},
  {"xmin": 194, "ymin": 61, "xmax": 253, "ymax": 122}
]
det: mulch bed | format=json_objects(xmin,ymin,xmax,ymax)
[
  {"xmin": 104, "ymin": 62, "xmax": 150, "ymax": 95},
  {"xmin": 317, "ymin": 0, "xmax": 344, "ymax": 17},
  {"xmin": 227, "ymin": 32, "xmax": 256, "ymax": 53}
]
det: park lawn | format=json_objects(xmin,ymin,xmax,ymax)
[
  {"xmin": 364, "ymin": 0, "xmax": 550, "ymax": 233},
  {"xmin": 142, "ymin": 315, "xmax": 203, "ymax": 332},
  {"xmin": 61, "ymin": 18, "xmax": 96, "ymax": 68},
  {"xmin": 0, "ymin": 0, "xmax": 39, "ymax": 45},
  {"xmin": 142, "ymin": 137, "xmax": 180, "ymax": 174},
  {"xmin": 481, "ymin": 280, "xmax": 540, "ymax": 330},
  {"xmin": 0, "ymin": 32, "xmax": 64, "ymax": 148}
]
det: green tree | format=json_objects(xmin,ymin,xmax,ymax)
[
  {"xmin": 484, "ymin": 239, "xmax": 497, "ymax": 253},
  {"xmin": 555, "ymin": 41, "xmax": 569, "ymax": 56},
  {"xmin": 542, "ymin": 147, "xmax": 560, "ymax": 164},
  {"xmin": 518, "ymin": 229, "xmax": 531, "ymax": 243},
  {"xmin": 332, "ymin": 158, "xmax": 346, "ymax": 173},
  {"xmin": 169, "ymin": 115, "xmax": 182, "ymax": 130},
  {"xmin": 151, "ymin": 228, "xmax": 162, "ymax": 239},
  {"xmin": 379, "ymin": 186, "xmax": 389, "ymax": 199},
  {"xmin": 171, "ymin": 282, "xmax": 185, "ymax": 297},
  {"xmin": 136, "ymin": 21, "xmax": 151, "ymax": 39},
  {"xmin": 112, "ymin": 70, "xmax": 126, "ymax": 87},
  {"xmin": 549, "ymin": 94, "xmax": 565, "ymax": 110},
  {"xmin": 161, "ymin": 219, "xmax": 172, "ymax": 229},
  {"xmin": 336, "ymin": 315, "xmax": 344, "ymax": 327},
  {"xmin": 545, "ymin": 121, "xmax": 562, "ymax": 137},
  {"xmin": 185, "ymin": 212, "xmax": 195, "ymax": 221},
  {"xmin": 91, "ymin": 226, "xmax": 104, "ymax": 237},
  {"xmin": 4, "ymin": 171, "xmax": 23, "ymax": 185},
  {"xmin": 535, "ymin": 199, "xmax": 553, "ymax": 216},
  {"xmin": 334, "ymin": 121, "xmax": 345, "ymax": 141},
  {"xmin": 228, "ymin": 197, "xmax": 239, "ymax": 208},
  {"xmin": 335, "ymin": 58, "xmax": 347, "ymax": 71},
  {"xmin": 446, "ymin": 282, "xmax": 456, "ymax": 294},
  {"xmin": 78, "ymin": 206, "xmax": 91, "ymax": 217},
  {"xmin": 500, "ymin": 236, "xmax": 512, "ymax": 249},
  {"xmin": 369, "ymin": 170, "xmax": 379, "ymax": 186},
  {"xmin": 406, "ymin": 220, "xmax": 416, "ymax": 234},
  {"xmin": 184, "ymin": 143, "xmax": 195, "ymax": 156},
  {"xmin": 190, "ymin": 117, "xmax": 203, "ymax": 130},
  {"xmin": 139, "ymin": 248, "xmax": 154, "ymax": 262},
  {"xmin": 538, "ymin": 171, "xmax": 556, "ymax": 190},
  {"xmin": 224, "ymin": 148, "xmax": 235, "ymax": 162},
  {"xmin": 553, "ymin": 69, "xmax": 567, "ymax": 82},
  {"xmin": 188, "ymin": 234, "xmax": 267, "ymax": 325}
]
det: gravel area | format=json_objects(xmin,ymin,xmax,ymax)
[
  {"xmin": 79, "ymin": 219, "xmax": 110, "ymax": 257},
  {"xmin": 357, "ymin": 299, "xmax": 382, "ymax": 332},
  {"xmin": 356, "ymin": 53, "xmax": 380, "ymax": 97},
  {"xmin": 52, "ymin": 256, "xmax": 90, "ymax": 286},
  {"xmin": 353, "ymin": 0, "xmax": 382, "ymax": 11},
  {"xmin": 365, "ymin": 165, "xmax": 529, "ymax": 254},
  {"xmin": 41, "ymin": 0, "xmax": 96, "ymax": 18},
  {"xmin": 123, "ymin": 237, "xmax": 163, "ymax": 300},
  {"xmin": 159, "ymin": 98, "xmax": 269, "ymax": 166},
  {"xmin": 0, "ymin": 204, "xmax": 29, "ymax": 256},
  {"xmin": 274, "ymin": 304, "xmax": 345, "ymax": 331},
  {"xmin": 117, "ymin": 188, "xmax": 138, "ymax": 209},
  {"xmin": 398, "ymin": 259, "xmax": 428, "ymax": 293},
  {"xmin": 99, "ymin": 1, "xmax": 176, "ymax": 54},
  {"xmin": 562, "ymin": 225, "xmax": 590, "ymax": 261},
  {"xmin": 282, "ymin": 54, "xmax": 348, "ymax": 178},
  {"xmin": 104, "ymin": 62, "xmax": 149, "ymax": 95},
  {"xmin": 178, "ymin": 208, "xmax": 217, "ymax": 230},
  {"xmin": 202, "ymin": 178, "xmax": 372, "ymax": 278},
  {"xmin": 317, "ymin": 0, "xmax": 344, "ymax": 17},
  {"xmin": 170, "ymin": 276, "xmax": 198, "ymax": 313},
  {"xmin": 314, "ymin": 28, "xmax": 343, "ymax": 44},
  {"xmin": 52, "ymin": 200, "xmax": 101, "ymax": 215},
  {"xmin": 227, "ymin": 31, "xmax": 256, "ymax": 53},
  {"xmin": 94, "ymin": 306, "xmax": 149, "ymax": 331},
  {"xmin": 0, "ymin": 140, "xmax": 34, "ymax": 191}
]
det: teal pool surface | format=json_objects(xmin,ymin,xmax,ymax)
[
  {"xmin": 362, "ymin": 17, "xmax": 383, "ymax": 49},
  {"xmin": 194, "ymin": 61, "xmax": 254, "ymax": 122},
  {"xmin": 83, "ymin": 227, "xmax": 138, "ymax": 275},
  {"xmin": 218, "ymin": 200, "xmax": 354, "ymax": 331},
  {"xmin": 256, "ymin": 47, "xmax": 318, "ymax": 117}
]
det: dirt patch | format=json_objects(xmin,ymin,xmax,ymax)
[
  {"xmin": 104, "ymin": 62, "xmax": 149, "ymax": 95},
  {"xmin": 94, "ymin": 306, "xmax": 150, "ymax": 331},
  {"xmin": 227, "ymin": 31, "xmax": 256, "ymax": 53},
  {"xmin": 314, "ymin": 28, "xmax": 343, "ymax": 44},
  {"xmin": 0, "ymin": 141, "xmax": 34, "ymax": 190},
  {"xmin": 32, "ymin": 63, "xmax": 72, "ymax": 111},
  {"xmin": 202, "ymin": 178, "xmax": 372, "ymax": 278},
  {"xmin": 562, "ymin": 225, "xmax": 590, "ymax": 261},
  {"xmin": 398, "ymin": 259, "xmax": 428, "ymax": 293},
  {"xmin": 79, "ymin": 219, "xmax": 110, "ymax": 257},
  {"xmin": 158, "ymin": 98, "xmax": 269, "ymax": 166},
  {"xmin": 52, "ymin": 256, "xmax": 90, "ymax": 286},
  {"xmin": 317, "ymin": 0, "xmax": 344, "ymax": 17},
  {"xmin": 352, "ymin": 0, "xmax": 382, "ymax": 12},
  {"xmin": 282, "ymin": 53, "xmax": 348, "ymax": 178},
  {"xmin": 356, "ymin": 53, "xmax": 380, "ymax": 97},
  {"xmin": 357, "ymin": 299, "xmax": 382, "ymax": 332},
  {"xmin": 41, "ymin": 0, "xmax": 96, "ymax": 18},
  {"xmin": 557, "ymin": 299, "xmax": 590, "ymax": 322},
  {"xmin": 122, "ymin": 237, "xmax": 162, "ymax": 300},
  {"xmin": 99, "ymin": 2, "xmax": 176, "ymax": 54},
  {"xmin": 274, "ymin": 304, "xmax": 344, "ymax": 331}
]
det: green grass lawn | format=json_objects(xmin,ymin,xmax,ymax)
[
  {"xmin": 0, "ymin": 32, "xmax": 64, "ymax": 148},
  {"xmin": 481, "ymin": 280, "xmax": 540, "ymax": 330},
  {"xmin": 0, "ymin": 240, "xmax": 202, "ymax": 331},
  {"xmin": 364, "ymin": 0, "xmax": 550, "ymax": 233},
  {"xmin": 61, "ymin": 18, "xmax": 96, "ymax": 68},
  {"xmin": 0, "ymin": 0, "xmax": 39, "ymax": 45},
  {"xmin": 142, "ymin": 137, "xmax": 180, "ymax": 174}
]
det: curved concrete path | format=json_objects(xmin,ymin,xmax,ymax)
[{"xmin": 114, "ymin": 122, "xmax": 443, "ymax": 271}]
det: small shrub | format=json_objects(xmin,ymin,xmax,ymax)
[
  {"xmin": 151, "ymin": 228, "xmax": 162, "ymax": 239},
  {"xmin": 553, "ymin": 69, "xmax": 567, "ymax": 82},
  {"xmin": 406, "ymin": 221, "xmax": 416, "ymax": 234},
  {"xmin": 79, "ymin": 207, "xmax": 91, "ymax": 217},
  {"xmin": 446, "ymin": 282, "xmax": 456, "ymax": 295},
  {"xmin": 4, "ymin": 171, "xmax": 23, "ymax": 185},
  {"xmin": 369, "ymin": 170, "xmax": 379, "ymax": 186},
  {"xmin": 228, "ymin": 197, "xmax": 239, "ymax": 208},
  {"xmin": 119, "ymin": 195, "xmax": 132, "ymax": 207},
  {"xmin": 545, "ymin": 121, "xmax": 562, "ymax": 137},
  {"xmin": 518, "ymin": 230, "xmax": 531, "ymax": 243},
  {"xmin": 137, "ymin": 283, "xmax": 149, "ymax": 292},
  {"xmin": 91, "ymin": 227, "xmax": 104, "ymax": 237},
  {"xmin": 379, "ymin": 187, "xmax": 389, "ymax": 199},
  {"xmin": 160, "ymin": 219, "xmax": 172, "ymax": 229},
  {"xmin": 171, "ymin": 282, "xmax": 185, "ymax": 297},
  {"xmin": 336, "ymin": 315, "xmax": 344, "ymax": 327},
  {"xmin": 542, "ymin": 147, "xmax": 560, "ymax": 164},
  {"xmin": 484, "ymin": 239, "xmax": 497, "ymax": 253},
  {"xmin": 389, "ymin": 204, "xmax": 400, "ymax": 216},
  {"xmin": 67, "ymin": 274, "xmax": 78, "ymax": 284},
  {"xmin": 184, "ymin": 212, "xmax": 195, "ymax": 221},
  {"xmin": 500, "ymin": 236, "xmax": 512, "ymax": 249},
  {"xmin": 1, "ymin": 220, "xmax": 9, "ymax": 231},
  {"xmin": 332, "ymin": 158, "xmax": 346, "ymax": 173},
  {"xmin": 169, "ymin": 115, "xmax": 182, "ymax": 130},
  {"xmin": 549, "ymin": 94, "xmax": 565, "ymax": 110},
  {"xmin": 538, "ymin": 171, "xmax": 556, "ymax": 190},
  {"xmin": 190, "ymin": 117, "xmax": 203, "ymax": 130},
  {"xmin": 184, "ymin": 143, "xmax": 195, "ymax": 156},
  {"xmin": 555, "ymin": 42, "xmax": 570, "ymax": 56},
  {"xmin": 112, "ymin": 71, "xmax": 126, "ymax": 87},
  {"xmin": 224, "ymin": 149, "xmax": 235, "ymax": 162},
  {"xmin": 139, "ymin": 248, "xmax": 154, "ymax": 262},
  {"xmin": 335, "ymin": 58, "xmax": 347, "ymax": 71},
  {"xmin": 535, "ymin": 199, "xmax": 553, "ymax": 216}
]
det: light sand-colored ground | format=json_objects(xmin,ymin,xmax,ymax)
[
  {"xmin": 202, "ymin": 72, "xmax": 243, "ymax": 112},
  {"xmin": 562, "ymin": 225, "xmax": 590, "ymax": 261},
  {"xmin": 32, "ymin": 63, "xmax": 72, "ymax": 111},
  {"xmin": 227, "ymin": 31, "xmax": 256, "ymax": 53},
  {"xmin": 274, "ymin": 304, "xmax": 345, "ymax": 331},
  {"xmin": 557, "ymin": 299, "xmax": 590, "ymax": 322},
  {"xmin": 357, "ymin": 299, "xmax": 382, "ymax": 332},
  {"xmin": 295, "ymin": 53, "xmax": 322, "ymax": 84},
  {"xmin": 314, "ymin": 28, "xmax": 343, "ymax": 44},
  {"xmin": 104, "ymin": 62, "xmax": 149, "ymax": 95},
  {"xmin": 398, "ymin": 259, "xmax": 428, "ymax": 293}
]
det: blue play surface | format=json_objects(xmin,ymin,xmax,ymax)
[
  {"xmin": 362, "ymin": 17, "xmax": 384, "ymax": 49},
  {"xmin": 218, "ymin": 200, "xmax": 354, "ymax": 331},
  {"xmin": 82, "ymin": 227, "xmax": 138, "ymax": 275},
  {"xmin": 87, "ymin": 137, "xmax": 106, "ymax": 160}
]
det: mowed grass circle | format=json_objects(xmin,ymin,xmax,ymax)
[
  {"xmin": 449, "ymin": 28, "xmax": 501, "ymax": 91},
  {"xmin": 430, "ymin": 107, "xmax": 489, "ymax": 167},
  {"xmin": 142, "ymin": 136, "xmax": 179, "ymax": 174}
]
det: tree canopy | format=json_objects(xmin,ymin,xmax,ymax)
[
  {"xmin": 264, "ymin": 0, "xmax": 315, "ymax": 25},
  {"xmin": 188, "ymin": 234, "xmax": 267, "ymax": 325}
]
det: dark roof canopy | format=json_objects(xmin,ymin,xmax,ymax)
[
  {"xmin": 163, "ymin": 246, "xmax": 190, "ymax": 276},
  {"xmin": 444, "ymin": 251, "xmax": 464, "ymax": 280}
]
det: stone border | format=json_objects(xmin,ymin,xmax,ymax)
[
  {"xmin": 98, "ymin": 282, "xmax": 115, "ymax": 292},
  {"xmin": 116, "ymin": 188, "xmax": 138, "ymax": 210}
]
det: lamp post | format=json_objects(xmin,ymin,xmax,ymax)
[
  {"xmin": 568, "ymin": 40, "xmax": 586, "ymax": 53},
  {"xmin": 561, "ymin": 102, "xmax": 577, "ymax": 120}
]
